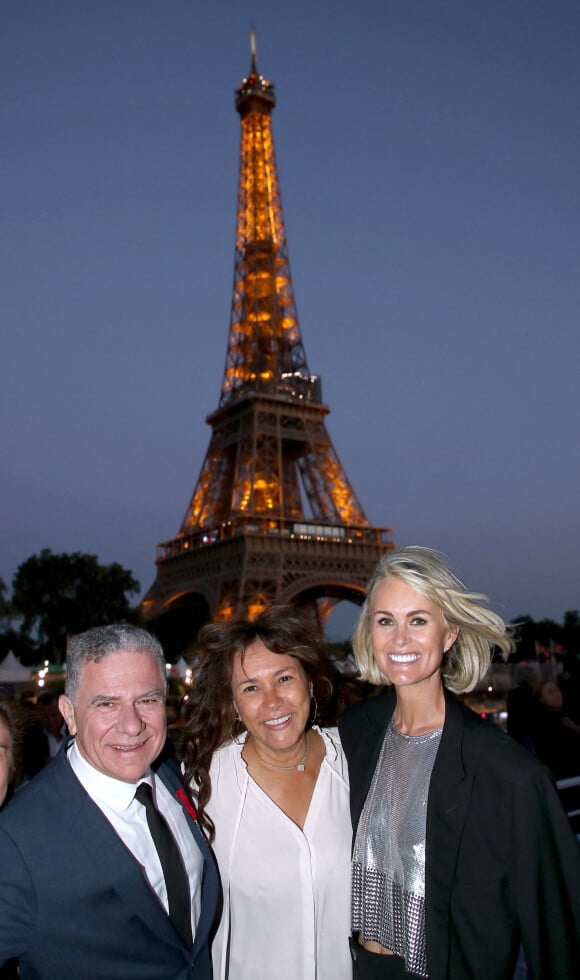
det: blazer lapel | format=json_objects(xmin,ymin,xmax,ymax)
[
  {"xmin": 349, "ymin": 691, "xmax": 395, "ymax": 831},
  {"xmin": 71, "ymin": 788, "xmax": 186, "ymax": 949},
  {"xmin": 425, "ymin": 694, "xmax": 474, "ymax": 980},
  {"xmin": 155, "ymin": 758, "xmax": 220, "ymax": 962},
  {"xmin": 56, "ymin": 747, "xmax": 195, "ymax": 952}
]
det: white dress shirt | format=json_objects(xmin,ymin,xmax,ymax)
[
  {"xmin": 68, "ymin": 740, "xmax": 203, "ymax": 935},
  {"xmin": 205, "ymin": 726, "xmax": 352, "ymax": 980}
]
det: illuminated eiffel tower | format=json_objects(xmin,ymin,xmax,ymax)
[{"xmin": 143, "ymin": 38, "xmax": 393, "ymax": 628}]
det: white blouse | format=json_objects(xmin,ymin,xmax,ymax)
[{"xmin": 206, "ymin": 727, "xmax": 352, "ymax": 980}]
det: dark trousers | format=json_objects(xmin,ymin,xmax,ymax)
[{"xmin": 349, "ymin": 938, "xmax": 423, "ymax": 980}]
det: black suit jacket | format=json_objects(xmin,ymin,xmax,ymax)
[
  {"xmin": 0, "ymin": 742, "xmax": 219, "ymax": 980},
  {"xmin": 339, "ymin": 689, "xmax": 580, "ymax": 980}
]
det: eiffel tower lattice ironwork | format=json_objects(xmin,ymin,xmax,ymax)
[{"xmin": 143, "ymin": 39, "xmax": 393, "ymax": 625}]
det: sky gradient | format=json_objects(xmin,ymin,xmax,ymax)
[{"xmin": 2, "ymin": 2, "xmax": 579, "ymax": 639}]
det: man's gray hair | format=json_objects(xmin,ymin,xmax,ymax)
[{"xmin": 64, "ymin": 624, "xmax": 167, "ymax": 704}]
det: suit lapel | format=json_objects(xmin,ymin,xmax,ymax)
[
  {"xmin": 155, "ymin": 759, "xmax": 220, "ymax": 962},
  {"xmin": 425, "ymin": 694, "xmax": 474, "ymax": 980},
  {"xmin": 69, "ymin": 780, "xmax": 186, "ymax": 949},
  {"xmin": 56, "ymin": 745, "xmax": 209, "ymax": 953}
]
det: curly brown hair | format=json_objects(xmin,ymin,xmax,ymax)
[{"xmin": 180, "ymin": 605, "xmax": 334, "ymax": 841}]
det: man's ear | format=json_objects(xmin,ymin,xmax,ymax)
[{"xmin": 59, "ymin": 694, "xmax": 77, "ymax": 735}]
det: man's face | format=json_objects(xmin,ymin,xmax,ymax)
[{"xmin": 59, "ymin": 650, "xmax": 167, "ymax": 783}]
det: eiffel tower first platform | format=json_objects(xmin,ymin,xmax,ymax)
[{"xmin": 143, "ymin": 39, "xmax": 393, "ymax": 628}]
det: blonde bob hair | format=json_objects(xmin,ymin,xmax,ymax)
[{"xmin": 352, "ymin": 546, "xmax": 514, "ymax": 694}]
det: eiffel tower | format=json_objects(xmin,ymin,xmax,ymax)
[{"xmin": 143, "ymin": 38, "xmax": 393, "ymax": 628}]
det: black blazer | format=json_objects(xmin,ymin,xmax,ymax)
[
  {"xmin": 0, "ymin": 742, "xmax": 219, "ymax": 980},
  {"xmin": 339, "ymin": 689, "xmax": 580, "ymax": 980}
]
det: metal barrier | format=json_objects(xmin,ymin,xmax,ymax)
[{"xmin": 556, "ymin": 774, "xmax": 580, "ymax": 835}]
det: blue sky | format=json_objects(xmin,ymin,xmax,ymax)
[{"xmin": 2, "ymin": 1, "xmax": 579, "ymax": 638}]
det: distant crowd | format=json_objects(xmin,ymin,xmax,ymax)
[{"xmin": 507, "ymin": 657, "xmax": 580, "ymax": 779}]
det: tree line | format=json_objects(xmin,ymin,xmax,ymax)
[{"xmin": 0, "ymin": 549, "xmax": 141, "ymax": 665}]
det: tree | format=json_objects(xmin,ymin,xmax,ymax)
[
  {"xmin": 11, "ymin": 549, "xmax": 140, "ymax": 662},
  {"xmin": 562, "ymin": 610, "xmax": 580, "ymax": 654},
  {"xmin": 0, "ymin": 577, "xmax": 8, "ymax": 631}
]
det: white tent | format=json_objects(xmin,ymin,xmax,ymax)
[{"xmin": 0, "ymin": 650, "xmax": 32, "ymax": 683}]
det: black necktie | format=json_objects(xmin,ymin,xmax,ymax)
[{"xmin": 135, "ymin": 782, "xmax": 193, "ymax": 948}]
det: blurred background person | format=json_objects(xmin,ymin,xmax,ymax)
[
  {"xmin": 22, "ymin": 691, "xmax": 67, "ymax": 781},
  {"xmin": 340, "ymin": 546, "xmax": 580, "ymax": 980},
  {"xmin": 557, "ymin": 652, "xmax": 580, "ymax": 725},
  {"xmin": 531, "ymin": 678, "xmax": 580, "ymax": 780},
  {"xmin": 506, "ymin": 661, "xmax": 541, "ymax": 752},
  {"xmin": 181, "ymin": 605, "xmax": 352, "ymax": 980}
]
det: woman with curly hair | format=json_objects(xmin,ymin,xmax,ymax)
[
  {"xmin": 180, "ymin": 605, "xmax": 352, "ymax": 980},
  {"xmin": 339, "ymin": 546, "xmax": 580, "ymax": 979}
]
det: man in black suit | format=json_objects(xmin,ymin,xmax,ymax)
[{"xmin": 0, "ymin": 624, "xmax": 219, "ymax": 980}]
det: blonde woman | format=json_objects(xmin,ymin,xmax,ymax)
[{"xmin": 339, "ymin": 546, "xmax": 580, "ymax": 979}]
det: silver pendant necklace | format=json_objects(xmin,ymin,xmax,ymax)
[{"xmin": 255, "ymin": 734, "xmax": 310, "ymax": 772}]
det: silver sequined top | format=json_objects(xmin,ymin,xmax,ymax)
[{"xmin": 352, "ymin": 718, "xmax": 442, "ymax": 978}]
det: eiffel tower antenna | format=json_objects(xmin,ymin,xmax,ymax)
[
  {"xmin": 143, "ymin": 40, "xmax": 393, "ymax": 628},
  {"xmin": 250, "ymin": 26, "xmax": 257, "ymax": 72}
]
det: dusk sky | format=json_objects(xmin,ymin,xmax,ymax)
[{"xmin": 2, "ymin": 2, "xmax": 579, "ymax": 639}]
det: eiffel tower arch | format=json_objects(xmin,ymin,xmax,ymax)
[{"xmin": 143, "ymin": 38, "xmax": 393, "ymax": 630}]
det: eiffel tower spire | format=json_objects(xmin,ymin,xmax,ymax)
[
  {"xmin": 143, "ymin": 40, "xmax": 393, "ymax": 627},
  {"xmin": 220, "ymin": 32, "xmax": 309, "ymax": 407}
]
